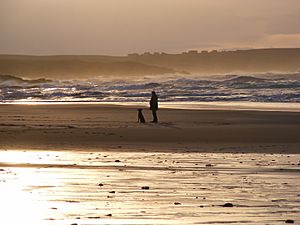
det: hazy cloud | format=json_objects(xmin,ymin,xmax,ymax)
[{"xmin": 0, "ymin": 0, "xmax": 299, "ymax": 55}]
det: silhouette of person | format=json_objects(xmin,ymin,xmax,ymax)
[{"xmin": 149, "ymin": 91, "xmax": 158, "ymax": 123}]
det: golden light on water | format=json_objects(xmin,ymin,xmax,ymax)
[
  {"xmin": 0, "ymin": 151, "xmax": 64, "ymax": 225},
  {"xmin": 0, "ymin": 150, "xmax": 299, "ymax": 224},
  {"xmin": 0, "ymin": 170, "xmax": 48, "ymax": 224}
]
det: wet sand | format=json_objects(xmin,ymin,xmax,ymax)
[
  {"xmin": 0, "ymin": 104, "xmax": 300, "ymax": 224},
  {"xmin": 0, "ymin": 150, "xmax": 299, "ymax": 225}
]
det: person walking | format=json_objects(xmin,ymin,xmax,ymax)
[{"xmin": 149, "ymin": 91, "xmax": 158, "ymax": 123}]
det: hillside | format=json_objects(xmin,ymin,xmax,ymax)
[
  {"xmin": 0, "ymin": 48, "xmax": 300, "ymax": 79},
  {"xmin": 127, "ymin": 48, "xmax": 300, "ymax": 74},
  {"xmin": 0, "ymin": 56, "xmax": 177, "ymax": 79}
]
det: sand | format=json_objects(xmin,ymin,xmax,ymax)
[
  {"xmin": 0, "ymin": 103, "xmax": 299, "ymax": 153},
  {"xmin": 0, "ymin": 104, "xmax": 300, "ymax": 224}
]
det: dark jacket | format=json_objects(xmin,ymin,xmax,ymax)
[{"xmin": 150, "ymin": 94, "xmax": 158, "ymax": 110}]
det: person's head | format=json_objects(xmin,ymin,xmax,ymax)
[{"xmin": 151, "ymin": 91, "xmax": 156, "ymax": 96}]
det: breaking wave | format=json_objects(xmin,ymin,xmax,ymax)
[{"xmin": 1, "ymin": 73, "xmax": 300, "ymax": 103}]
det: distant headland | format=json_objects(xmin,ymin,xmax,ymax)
[{"xmin": 1, "ymin": 48, "xmax": 300, "ymax": 79}]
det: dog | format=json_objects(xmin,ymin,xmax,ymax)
[{"xmin": 137, "ymin": 108, "xmax": 146, "ymax": 123}]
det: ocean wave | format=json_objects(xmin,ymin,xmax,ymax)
[
  {"xmin": 1, "ymin": 73, "xmax": 300, "ymax": 103},
  {"xmin": 0, "ymin": 74, "xmax": 52, "ymax": 86}
]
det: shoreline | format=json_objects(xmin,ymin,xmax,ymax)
[{"xmin": 1, "ymin": 101, "xmax": 300, "ymax": 112}]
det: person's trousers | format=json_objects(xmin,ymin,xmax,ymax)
[{"xmin": 151, "ymin": 110, "xmax": 158, "ymax": 122}]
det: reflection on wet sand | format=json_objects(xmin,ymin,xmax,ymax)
[{"xmin": 0, "ymin": 150, "xmax": 299, "ymax": 225}]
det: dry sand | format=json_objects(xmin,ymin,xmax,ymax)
[
  {"xmin": 0, "ymin": 104, "xmax": 300, "ymax": 224},
  {"xmin": 0, "ymin": 104, "xmax": 299, "ymax": 153}
]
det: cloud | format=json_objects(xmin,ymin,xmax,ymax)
[
  {"xmin": 258, "ymin": 34, "xmax": 300, "ymax": 48},
  {"xmin": 1, "ymin": 0, "xmax": 300, "ymax": 54},
  {"xmin": 265, "ymin": 12, "xmax": 300, "ymax": 35}
]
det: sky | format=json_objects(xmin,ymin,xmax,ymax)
[{"xmin": 0, "ymin": 0, "xmax": 300, "ymax": 55}]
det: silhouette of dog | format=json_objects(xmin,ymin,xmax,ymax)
[{"xmin": 137, "ymin": 108, "xmax": 146, "ymax": 123}]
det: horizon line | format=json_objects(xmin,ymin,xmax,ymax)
[{"xmin": 1, "ymin": 47, "xmax": 300, "ymax": 57}]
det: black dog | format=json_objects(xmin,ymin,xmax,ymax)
[{"xmin": 137, "ymin": 108, "xmax": 146, "ymax": 123}]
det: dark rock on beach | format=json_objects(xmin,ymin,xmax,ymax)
[{"xmin": 222, "ymin": 203, "xmax": 234, "ymax": 207}]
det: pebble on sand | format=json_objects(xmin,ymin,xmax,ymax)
[
  {"xmin": 141, "ymin": 186, "xmax": 150, "ymax": 190},
  {"xmin": 222, "ymin": 203, "xmax": 234, "ymax": 207},
  {"xmin": 98, "ymin": 183, "xmax": 104, "ymax": 186},
  {"xmin": 65, "ymin": 200, "xmax": 80, "ymax": 203},
  {"xmin": 115, "ymin": 160, "xmax": 121, "ymax": 162},
  {"xmin": 87, "ymin": 216, "xmax": 101, "ymax": 219},
  {"xmin": 174, "ymin": 202, "xmax": 181, "ymax": 205},
  {"xmin": 285, "ymin": 219, "xmax": 294, "ymax": 224}
]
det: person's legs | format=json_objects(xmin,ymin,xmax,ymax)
[{"xmin": 151, "ymin": 110, "xmax": 158, "ymax": 123}]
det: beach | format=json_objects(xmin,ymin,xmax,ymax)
[
  {"xmin": 0, "ymin": 104, "xmax": 300, "ymax": 224},
  {"xmin": 2, "ymin": 0, "xmax": 300, "ymax": 224},
  {"xmin": 0, "ymin": 103, "xmax": 300, "ymax": 152}
]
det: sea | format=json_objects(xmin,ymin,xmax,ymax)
[{"xmin": 1, "ymin": 72, "xmax": 300, "ymax": 110}]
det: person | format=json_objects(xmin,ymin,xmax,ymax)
[{"xmin": 149, "ymin": 91, "xmax": 158, "ymax": 123}]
